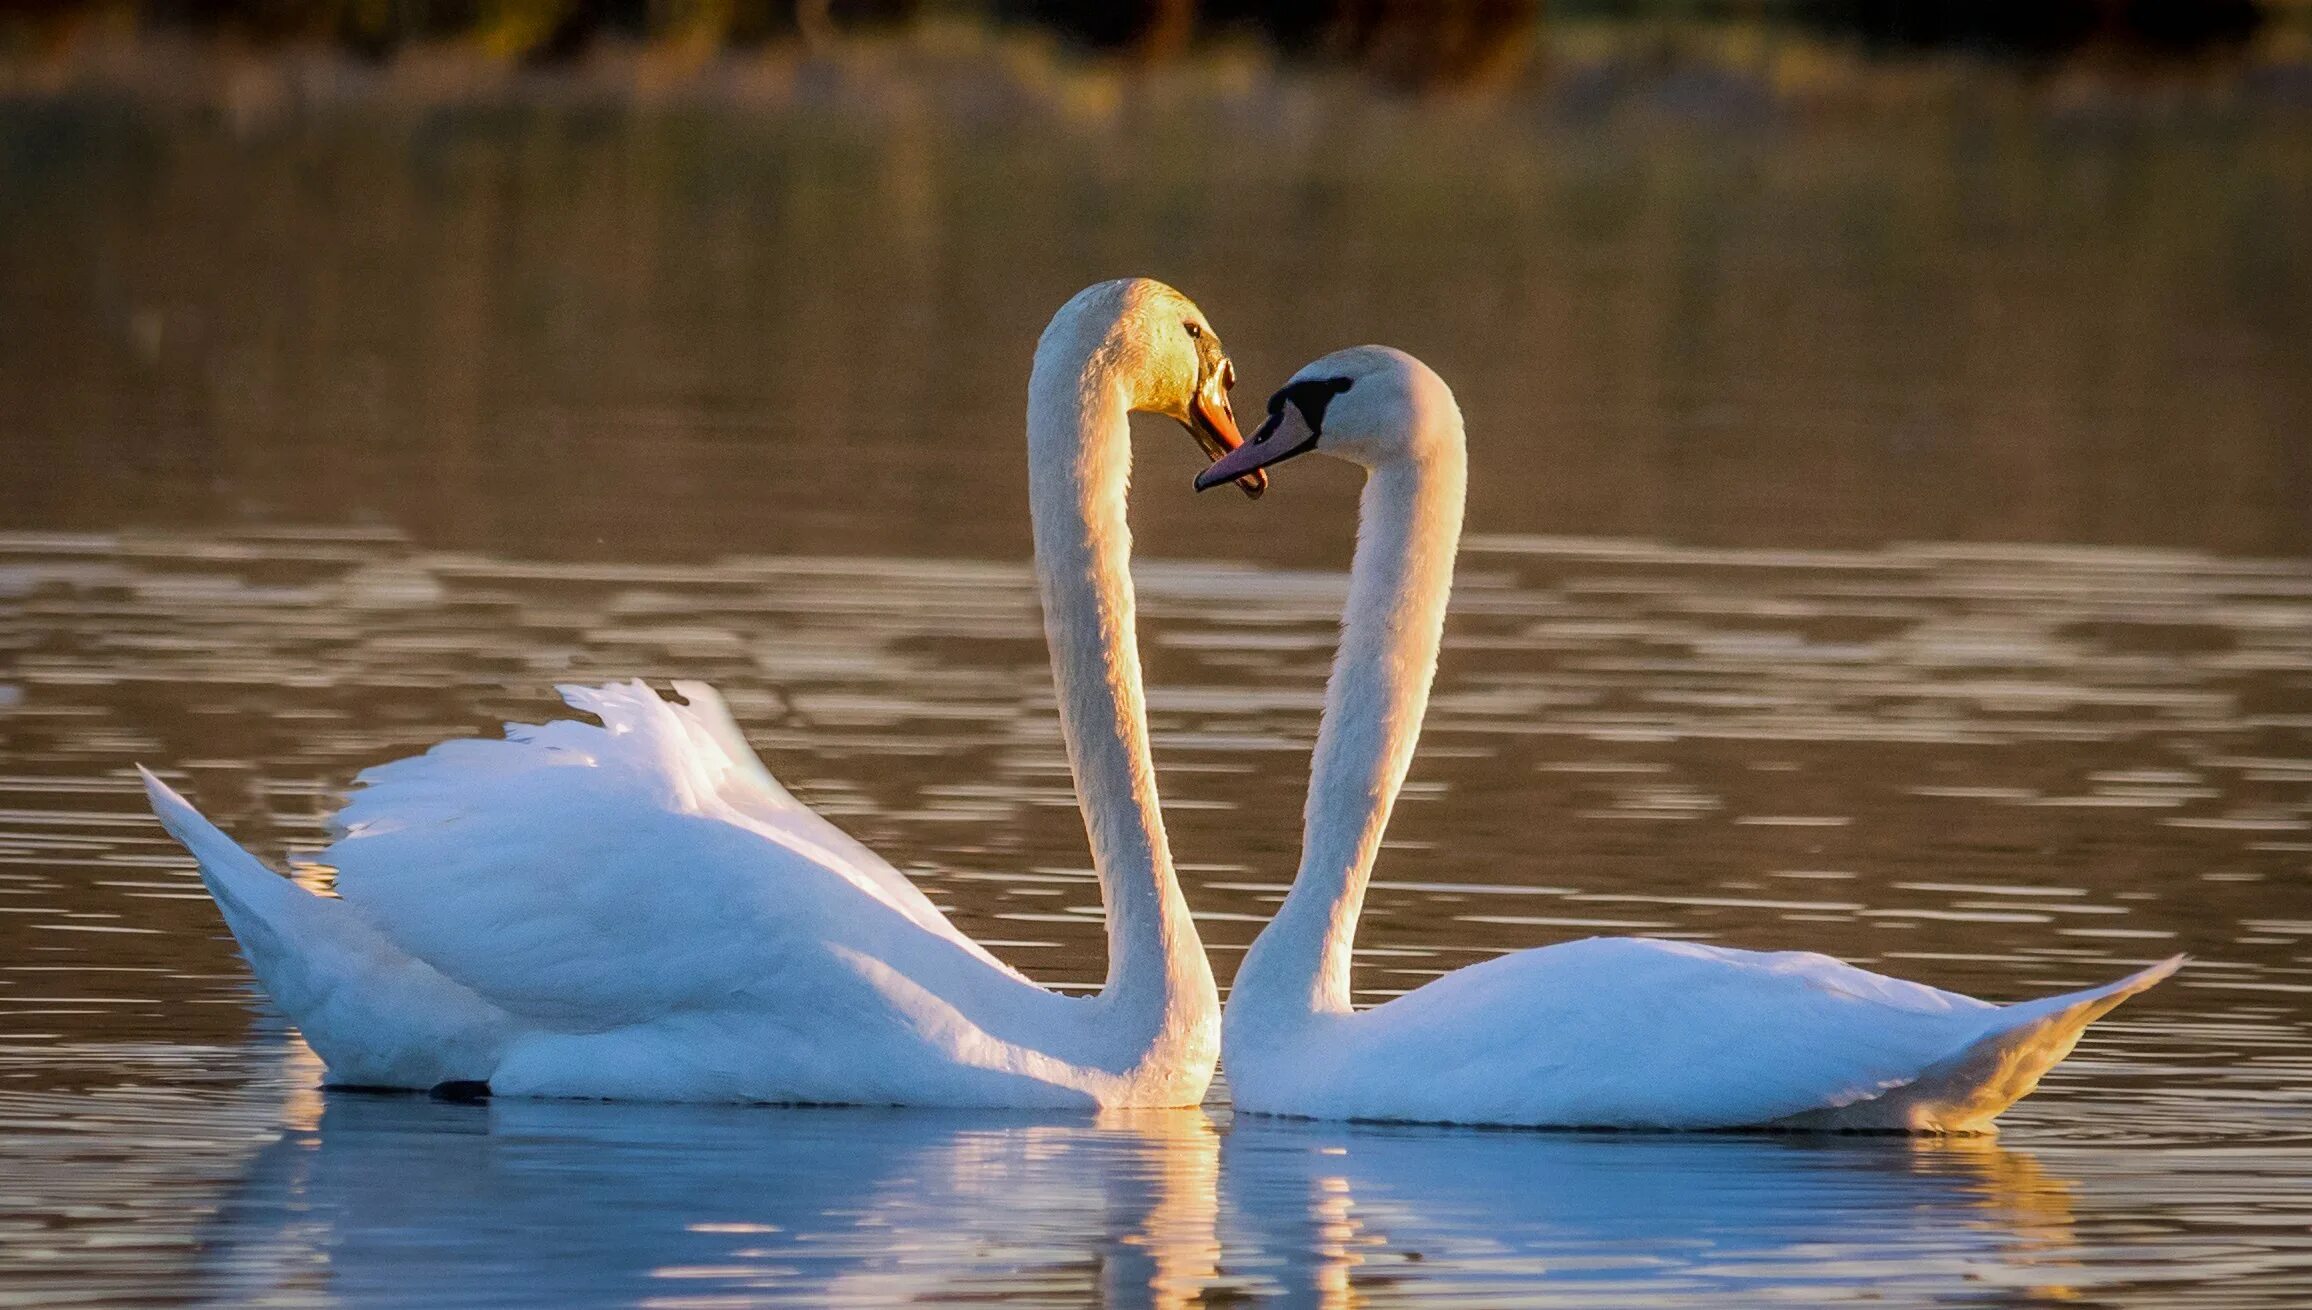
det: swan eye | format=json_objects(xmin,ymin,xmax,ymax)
[{"xmin": 1183, "ymin": 322, "xmax": 1202, "ymax": 339}]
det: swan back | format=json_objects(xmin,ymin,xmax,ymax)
[{"xmin": 325, "ymin": 681, "xmax": 1015, "ymax": 1030}]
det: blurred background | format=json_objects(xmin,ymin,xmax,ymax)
[
  {"xmin": 3, "ymin": 0, "xmax": 2307, "ymax": 561},
  {"xmin": 0, "ymin": 1, "xmax": 2299, "ymax": 79},
  {"xmin": 3, "ymin": 6, "xmax": 2310, "ymax": 1305}
]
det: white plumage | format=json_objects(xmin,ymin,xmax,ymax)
[
  {"xmin": 1215, "ymin": 346, "xmax": 2179, "ymax": 1132},
  {"xmin": 1233, "ymin": 933, "xmax": 2177, "ymax": 1131},
  {"xmin": 142, "ymin": 279, "xmax": 1241, "ymax": 1108}
]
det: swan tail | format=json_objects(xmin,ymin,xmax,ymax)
[
  {"xmin": 139, "ymin": 767, "xmax": 511, "ymax": 1088},
  {"xmin": 139, "ymin": 766, "xmax": 331, "ymax": 957},
  {"xmin": 1783, "ymin": 955, "xmax": 2183, "ymax": 1133}
]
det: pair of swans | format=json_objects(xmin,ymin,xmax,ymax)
[{"xmin": 142, "ymin": 279, "xmax": 2176, "ymax": 1131}]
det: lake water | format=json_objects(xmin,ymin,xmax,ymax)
[{"xmin": 2, "ymin": 64, "xmax": 2309, "ymax": 1306}]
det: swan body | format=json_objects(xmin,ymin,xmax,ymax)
[
  {"xmin": 142, "ymin": 278, "xmax": 1256, "ymax": 1108},
  {"xmin": 1199, "ymin": 346, "xmax": 2180, "ymax": 1132},
  {"xmin": 1227, "ymin": 932, "xmax": 2177, "ymax": 1132}
]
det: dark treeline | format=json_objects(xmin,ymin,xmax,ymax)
[{"xmin": 0, "ymin": 2, "xmax": 2284, "ymax": 85}]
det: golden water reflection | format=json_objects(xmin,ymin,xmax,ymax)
[
  {"xmin": 186, "ymin": 1038, "xmax": 2139, "ymax": 1307},
  {"xmin": 1216, "ymin": 1120, "xmax": 2112, "ymax": 1307},
  {"xmin": 200, "ymin": 1092, "xmax": 1220, "ymax": 1306},
  {"xmin": 185, "ymin": 1068, "xmax": 2127, "ymax": 1308}
]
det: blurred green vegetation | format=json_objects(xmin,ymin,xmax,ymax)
[{"xmin": 2, "ymin": 2, "xmax": 2306, "ymax": 92}]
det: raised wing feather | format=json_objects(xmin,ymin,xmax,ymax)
[{"xmin": 323, "ymin": 681, "xmax": 1016, "ymax": 1028}]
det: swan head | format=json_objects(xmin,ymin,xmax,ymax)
[
  {"xmin": 1192, "ymin": 346, "xmax": 1453, "ymax": 491},
  {"xmin": 1045, "ymin": 278, "xmax": 1265, "ymax": 498}
]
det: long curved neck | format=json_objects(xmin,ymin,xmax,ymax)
[
  {"xmin": 1231, "ymin": 426, "xmax": 1465, "ymax": 1027},
  {"xmin": 1026, "ymin": 323, "xmax": 1215, "ymax": 1031}
]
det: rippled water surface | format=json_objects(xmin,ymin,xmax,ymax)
[{"xmin": 2, "ymin": 88, "xmax": 2310, "ymax": 1306}]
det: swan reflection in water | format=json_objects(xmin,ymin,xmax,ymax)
[
  {"xmin": 200, "ymin": 1061, "xmax": 2091, "ymax": 1306},
  {"xmin": 201, "ymin": 1089, "xmax": 1223, "ymax": 1308},
  {"xmin": 1218, "ymin": 1117, "xmax": 2086, "ymax": 1306}
]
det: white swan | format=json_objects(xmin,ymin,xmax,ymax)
[
  {"xmin": 1195, "ymin": 346, "xmax": 2180, "ymax": 1132},
  {"xmin": 139, "ymin": 277, "xmax": 1266, "ymax": 1108}
]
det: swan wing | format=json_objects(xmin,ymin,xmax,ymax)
[
  {"xmin": 322, "ymin": 680, "xmax": 1019, "ymax": 1029},
  {"xmin": 660, "ymin": 679, "xmax": 968, "ymax": 936},
  {"xmin": 1338, "ymin": 937, "xmax": 2013, "ymax": 1128}
]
